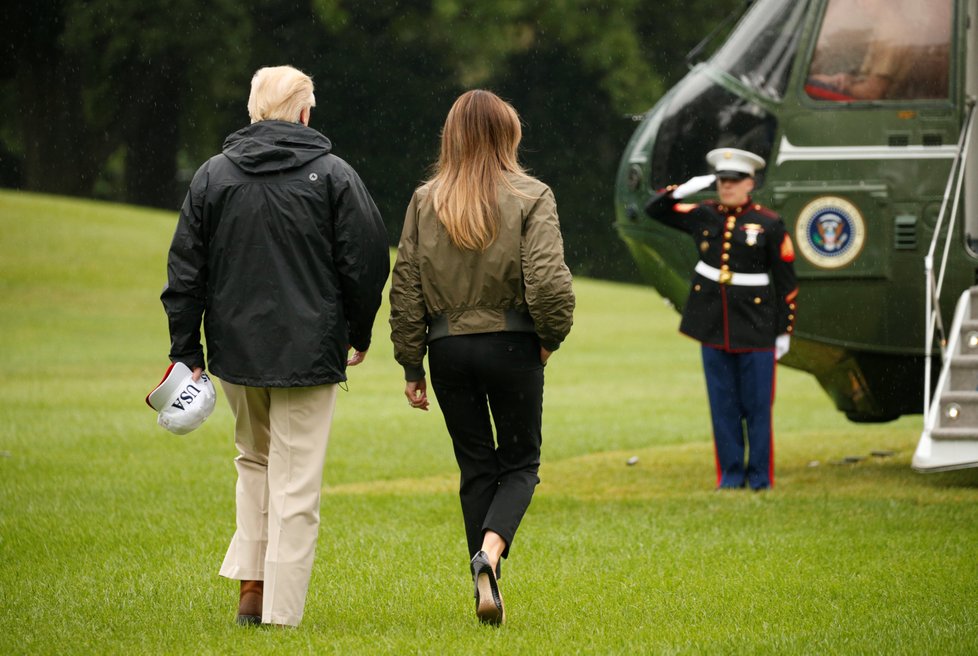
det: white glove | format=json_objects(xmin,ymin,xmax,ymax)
[
  {"xmin": 775, "ymin": 334, "xmax": 790, "ymax": 360},
  {"xmin": 672, "ymin": 174, "xmax": 716, "ymax": 199}
]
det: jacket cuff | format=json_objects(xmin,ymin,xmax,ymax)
[
  {"xmin": 540, "ymin": 339, "xmax": 561, "ymax": 352},
  {"xmin": 348, "ymin": 331, "xmax": 372, "ymax": 353},
  {"xmin": 171, "ymin": 352, "xmax": 205, "ymax": 371},
  {"xmin": 402, "ymin": 363, "xmax": 426, "ymax": 381}
]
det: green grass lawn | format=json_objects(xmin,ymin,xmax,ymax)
[{"xmin": 1, "ymin": 190, "xmax": 976, "ymax": 655}]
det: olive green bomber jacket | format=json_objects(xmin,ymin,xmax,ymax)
[{"xmin": 389, "ymin": 173, "xmax": 575, "ymax": 380}]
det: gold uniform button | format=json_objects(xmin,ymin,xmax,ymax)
[
  {"xmin": 754, "ymin": 297, "xmax": 761, "ymax": 304},
  {"xmin": 702, "ymin": 230, "xmax": 709, "ymax": 236},
  {"xmin": 723, "ymin": 242, "xmax": 731, "ymax": 251},
  {"xmin": 788, "ymin": 314, "xmax": 795, "ymax": 320},
  {"xmin": 787, "ymin": 327, "xmax": 794, "ymax": 333},
  {"xmin": 724, "ymin": 231, "xmax": 732, "ymax": 239},
  {"xmin": 721, "ymin": 253, "xmax": 730, "ymax": 262},
  {"xmin": 694, "ymin": 284, "xmax": 701, "ymax": 291},
  {"xmin": 720, "ymin": 264, "xmax": 730, "ymax": 271},
  {"xmin": 728, "ymin": 216, "xmax": 736, "ymax": 221}
]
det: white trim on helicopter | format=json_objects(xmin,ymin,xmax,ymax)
[{"xmin": 775, "ymin": 135, "xmax": 959, "ymax": 165}]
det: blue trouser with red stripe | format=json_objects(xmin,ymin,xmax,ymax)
[{"xmin": 701, "ymin": 346, "xmax": 776, "ymax": 490}]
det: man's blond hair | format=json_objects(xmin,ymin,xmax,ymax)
[{"xmin": 247, "ymin": 66, "xmax": 316, "ymax": 124}]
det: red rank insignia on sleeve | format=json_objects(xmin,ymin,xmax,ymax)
[{"xmin": 781, "ymin": 234, "xmax": 795, "ymax": 262}]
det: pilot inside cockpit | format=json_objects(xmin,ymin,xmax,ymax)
[{"xmin": 805, "ymin": 0, "xmax": 951, "ymax": 101}]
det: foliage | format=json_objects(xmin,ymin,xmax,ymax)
[
  {"xmin": 2, "ymin": 190, "xmax": 978, "ymax": 654},
  {"xmin": 0, "ymin": 0, "xmax": 745, "ymax": 280},
  {"xmin": 303, "ymin": 0, "xmax": 743, "ymax": 280}
]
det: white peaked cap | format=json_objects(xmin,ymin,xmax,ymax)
[
  {"xmin": 146, "ymin": 362, "xmax": 217, "ymax": 435},
  {"xmin": 706, "ymin": 148, "xmax": 766, "ymax": 178}
]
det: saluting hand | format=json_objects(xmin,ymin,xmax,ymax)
[{"xmin": 673, "ymin": 174, "xmax": 716, "ymax": 199}]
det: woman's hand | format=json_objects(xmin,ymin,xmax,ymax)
[
  {"xmin": 541, "ymin": 347, "xmax": 552, "ymax": 365},
  {"xmin": 405, "ymin": 378, "xmax": 429, "ymax": 411}
]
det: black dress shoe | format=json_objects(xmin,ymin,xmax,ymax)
[{"xmin": 470, "ymin": 551, "xmax": 504, "ymax": 625}]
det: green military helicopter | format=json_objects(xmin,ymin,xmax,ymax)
[{"xmin": 614, "ymin": 0, "xmax": 978, "ymax": 470}]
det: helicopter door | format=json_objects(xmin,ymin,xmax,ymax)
[{"xmin": 771, "ymin": 0, "xmax": 956, "ymax": 351}]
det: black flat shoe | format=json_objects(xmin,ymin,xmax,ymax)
[{"xmin": 470, "ymin": 551, "xmax": 505, "ymax": 625}]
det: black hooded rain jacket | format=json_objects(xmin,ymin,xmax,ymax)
[{"xmin": 161, "ymin": 120, "xmax": 390, "ymax": 387}]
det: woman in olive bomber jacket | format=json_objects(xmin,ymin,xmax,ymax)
[{"xmin": 389, "ymin": 90, "xmax": 574, "ymax": 626}]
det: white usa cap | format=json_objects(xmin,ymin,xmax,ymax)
[
  {"xmin": 145, "ymin": 362, "xmax": 217, "ymax": 435},
  {"xmin": 706, "ymin": 148, "xmax": 766, "ymax": 179}
]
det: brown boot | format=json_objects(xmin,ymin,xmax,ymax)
[{"xmin": 237, "ymin": 580, "xmax": 263, "ymax": 626}]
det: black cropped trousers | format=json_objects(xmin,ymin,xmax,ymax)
[{"xmin": 428, "ymin": 332, "xmax": 545, "ymax": 560}]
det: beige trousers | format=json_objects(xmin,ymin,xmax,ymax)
[{"xmin": 218, "ymin": 381, "xmax": 338, "ymax": 627}]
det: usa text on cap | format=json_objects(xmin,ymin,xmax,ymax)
[{"xmin": 145, "ymin": 362, "xmax": 217, "ymax": 435}]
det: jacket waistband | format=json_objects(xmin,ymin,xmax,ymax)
[
  {"xmin": 428, "ymin": 308, "xmax": 536, "ymax": 342},
  {"xmin": 695, "ymin": 261, "xmax": 770, "ymax": 286}
]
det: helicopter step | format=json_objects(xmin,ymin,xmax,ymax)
[
  {"xmin": 930, "ymin": 427, "xmax": 978, "ymax": 440},
  {"xmin": 914, "ymin": 288, "xmax": 978, "ymax": 471},
  {"xmin": 947, "ymin": 355, "xmax": 978, "ymax": 389},
  {"xmin": 933, "ymin": 391, "xmax": 978, "ymax": 428}
]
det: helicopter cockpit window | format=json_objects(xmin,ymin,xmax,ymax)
[
  {"xmin": 710, "ymin": 0, "xmax": 809, "ymax": 102},
  {"xmin": 648, "ymin": 76, "xmax": 777, "ymax": 190},
  {"xmin": 805, "ymin": 0, "xmax": 952, "ymax": 101}
]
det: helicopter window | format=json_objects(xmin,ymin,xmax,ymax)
[
  {"xmin": 710, "ymin": 0, "xmax": 810, "ymax": 102},
  {"xmin": 805, "ymin": 0, "xmax": 952, "ymax": 102},
  {"xmin": 648, "ymin": 76, "xmax": 777, "ymax": 189}
]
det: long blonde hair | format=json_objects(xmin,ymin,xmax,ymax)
[{"xmin": 427, "ymin": 90, "xmax": 527, "ymax": 251}]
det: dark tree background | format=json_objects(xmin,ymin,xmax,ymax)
[{"xmin": 0, "ymin": 0, "xmax": 741, "ymax": 281}]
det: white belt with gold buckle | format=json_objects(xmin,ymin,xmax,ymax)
[{"xmin": 695, "ymin": 261, "xmax": 770, "ymax": 286}]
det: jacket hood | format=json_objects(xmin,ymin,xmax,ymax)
[{"xmin": 222, "ymin": 121, "xmax": 332, "ymax": 174}]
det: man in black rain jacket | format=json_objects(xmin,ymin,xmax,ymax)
[{"xmin": 160, "ymin": 66, "xmax": 389, "ymax": 627}]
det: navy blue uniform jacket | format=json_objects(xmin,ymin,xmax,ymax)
[{"xmin": 645, "ymin": 190, "xmax": 798, "ymax": 351}]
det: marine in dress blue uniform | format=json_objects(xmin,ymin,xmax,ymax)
[{"xmin": 645, "ymin": 148, "xmax": 798, "ymax": 490}]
